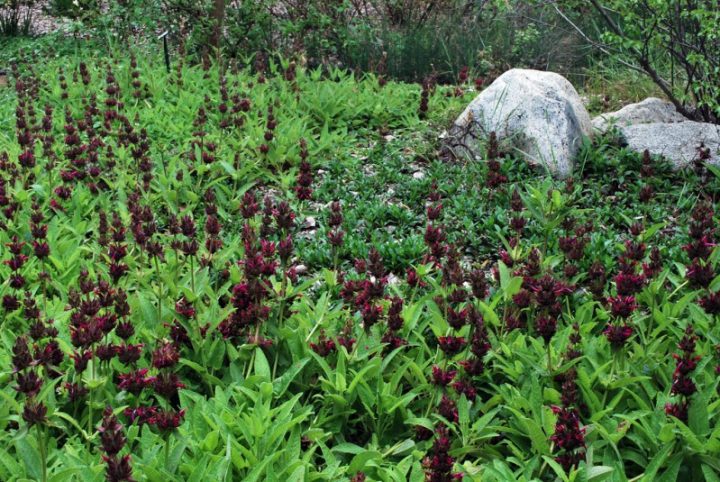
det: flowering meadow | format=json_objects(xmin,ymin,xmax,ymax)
[{"xmin": 1, "ymin": 48, "xmax": 720, "ymax": 482}]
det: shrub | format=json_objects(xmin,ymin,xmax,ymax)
[
  {"xmin": 114, "ymin": 0, "xmax": 593, "ymax": 83},
  {"xmin": 560, "ymin": 0, "xmax": 720, "ymax": 123},
  {"xmin": 338, "ymin": 0, "xmax": 592, "ymax": 83}
]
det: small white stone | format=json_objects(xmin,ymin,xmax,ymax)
[
  {"xmin": 303, "ymin": 216, "xmax": 317, "ymax": 230},
  {"xmin": 412, "ymin": 171, "xmax": 425, "ymax": 179}
]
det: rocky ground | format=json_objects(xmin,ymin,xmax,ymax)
[{"xmin": 1, "ymin": 2, "xmax": 75, "ymax": 35}]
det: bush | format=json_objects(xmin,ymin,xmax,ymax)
[
  {"xmin": 339, "ymin": 0, "xmax": 590, "ymax": 83},
  {"xmin": 560, "ymin": 0, "xmax": 720, "ymax": 123},
  {"xmin": 139, "ymin": 0, "xmax": 593, "ymax": 83}
]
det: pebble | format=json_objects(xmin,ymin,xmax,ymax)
[{"xmin": 302, "ymin": 216, "xmax": 317, "ymax": 230}]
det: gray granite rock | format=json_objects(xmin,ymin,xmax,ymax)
[
  {"xmin": 592, "ymin": 97, "xmax": 686, "ymax": 133},
  {"xmin": 620, "ymin": 121, "xmax": 720, "ymax": 168},
  {"xmin": 449, "ymin": 69, "xmax": 592, "ymax": 178}
]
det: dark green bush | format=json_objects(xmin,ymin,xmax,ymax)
[
  {"xmin": 560, "ymin": 0, "xmax": 720, "ymax": 123},
  {"xmin": 338, "ymin": 1, "xmax": 590, "ymax": 83},
  {"xmin": 101, "ymin": 0, "xmax": 594, "ymax": 83},
  {"xmin": 30, "ymin": 0, "xmax": 595, "ymax": 83}
]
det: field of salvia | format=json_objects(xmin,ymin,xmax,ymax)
[{"xmin": 1, "ymin": 46, "xmax": 720, "ymax": 482}]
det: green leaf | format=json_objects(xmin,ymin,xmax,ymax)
[
  {"xmin": 642, "ymin": 444, "xmax": 674, "ymax": 482},
  {"xmin": 384, "ymin": 439, "xmax": 415, "ymax": 457},
  {"xmin": 656, "ymin": 453, "xmax": 683, "ymax": 482},
  {"xmin": 689, "ymin": 392, "xmax": 710, "ymax": 437},
  {"xmin": 15, "ymin": 437, "xmax": 40, "ymax": 480},
  {"xmin": 254, "ymin": 347, "xmax": 271, "ymax": 380},
  {"xmin": 243, "ymin": 451, "xmax": 282, "ymax": 482},
  {"xmin": 332, "ymin": 443, "xmax": 365, "ymax": 455},
  {"xmin": 587, "ymin": 465, "xmax": 614, "ymax": 481},
  {"xmin": 273, "ymin": 357, "xmax": 309, "ymax": 397},
  {"xmin": 541, "ymin": 456, "xmax": 569, "ymax": 482},
  {"xmin": 0, "ymin": 446, "xmax": 22, "ymax": 477},
  {"xmin": 348, "ymin": 450, "xmax": 382, "ymax": 473},
  {"xmin": 673, "ymin": 419, "xmax": 705, "ymax": 452},
  {"xmin": 702, "ymin": 465, "xmax": 720, "ymax": 482}
]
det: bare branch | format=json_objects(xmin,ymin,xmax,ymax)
[{"xmin": 551, "ymin": 4, "xmax": 646, "ymax": 76}]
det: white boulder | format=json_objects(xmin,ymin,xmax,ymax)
[
  {"xmin": 620, "ymin": 121, "xmax": 720, "ymax": 168},
  {"xmin": 592, "ymin": 97, "xmax": 686, "ymax": 133},
  {"xmin": 449, "ymin": 69, "xmax": 592, "ymax": 178}
]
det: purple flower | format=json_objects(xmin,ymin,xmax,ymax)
[
  {"xmin": 152, "ymin": 341, "xmax": 179, "ymax": 369},
  {"xmin": 535, "ymin": 315, "xmax": 557, "ymax": 343},
  {"xmin": 607, "ymin": 296, "xmax": 637, "ymax": 318},
  {"xmin": 438, "ymin": 336, "xmax": 466, "ymax": 356},
  {"xmin": 603, "ymin": 324, "xmax": 633, "ymax": 347},
  {"xmin": 117, "ymin": 369, "xmax": 155, "ymax": 395},
  {"xmin": 431, "ymin": 366, "xmax": 457, "ymax": 386},
  {"xmin": 151, "ymin": 409, "xmax": 185, "ymax": 432},
  {"xmin": 99, "ymin": 407, "xmax": 126, "ymax": 456}
]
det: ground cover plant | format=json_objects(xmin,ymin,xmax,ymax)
[{"xmin": 2, "ymin": 41, "xmax": 720, "ymax": 482}]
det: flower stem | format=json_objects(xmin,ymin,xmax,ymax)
[
  {"xmin": 37, "ymin": 424, "xmax": 47, "ymax": 482},
  {"xmin": 87, "ymin": 390, "xmax": 93, "ymax": 452},
  {"xmin": 190, "ymin": 255, "xmax": 195, "ymax": 293},
  {"xmin": 546, "ymin": 343, "xmax": 553, "ymax": 373},
  {"xmin": 165, "ymin": 435, "xmax": 172, "ymax": 472},
  {"xmin": 154, "ymin": 255, "xmax": 163, "ymax": 323},
  {"xmin": 41, "ymin": 259, "xmax": 48, "ymax": 316}
]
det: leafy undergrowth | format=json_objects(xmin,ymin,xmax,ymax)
[{"xmin": 1, "ymin": 47, "xmax": 720, "ymax": 482}]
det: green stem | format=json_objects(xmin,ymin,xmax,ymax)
[
  {"xmin": 87, "ymin": 388, "xmax": 93, "ymax": 452},
  {"xmin": 190, "ymin": 255, "xmax": 195, "ymax": 293},
  {"xmin": 537, "ymin": 442, "xmax": 555, "ymax": 479},
  {"xmin": 41, "ymin": 259, "xmax": 48, "ymax": 317},
  {"xmin": 272, "ymin": 346, "xmax": 280, "ymax": 380},
  {"xmin": 546, "ymin": 342, "xmax": 553, "ymax": 373},
  {"xmin": 154, "ymin": 255, "xmax": 163, "ymax": 323},
  {"xmin": 602, "ymin": 354, "xmax": 617, "ymax": 407},
  {"xmin": 245, "ymin": 348, "xmax": 256, "ymax": 379},
  {"xmin": 277, "ymin": 281, "xmax": 287, "ymax": 328},
  {"xmin": 37, "ymin": 424, "xmax": 47, "ymax": 482},
  {"xmin": 424, "ymin": 347, "xmax": 442, "ymax": 418},
  {"xmin": 424, "ymin": 389, "xmax": 439, "ymax": 419},
  {"xmin": 332, "ymin": 247, "xmax": 339, "ymax": 273},
  {"xmin": 165, "ymin": 435, "xmax": 172, "ymax": 472}
]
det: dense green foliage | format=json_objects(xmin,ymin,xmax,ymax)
[
  {"xmin": 1, "ymin": 0, "xmax": 595, "ymax": 83},
  {"xmin": 1, "ymin": 42, "xmax": 720, "ymax": 482}
]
